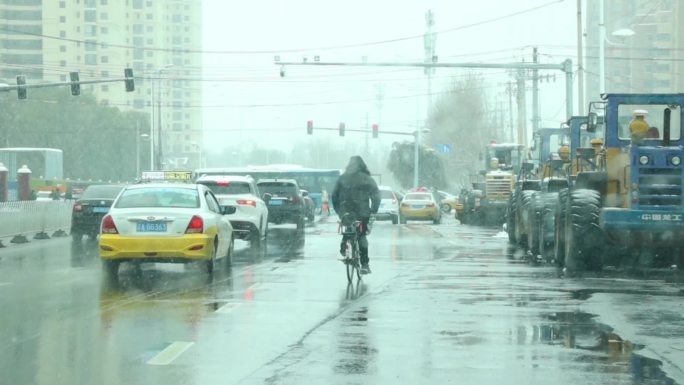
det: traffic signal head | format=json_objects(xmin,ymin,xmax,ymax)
[
  {"xmin": 16, "ymin": 75, "xmax": 26, "ymax": 99},
  {"xmin": 124, "ymin": 68, "xmax": 135, "ymax": 92},
  {"xmin": 372, "ymin": 124, "xmax": 379, "ymax": 138},
  {"xmin": 69, "ymin": 72, "xmax": 80, "ymax": 96},
  {"xmin": 339, "ymin": 122, "xmax": 345, "ymax": 137},
  {"xmin": 307, "ymin": 120, "xmax": 313, "ymax": 135}
]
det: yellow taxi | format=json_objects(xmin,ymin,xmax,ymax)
[
  {"xmin": 399, "ymin": 188, "xmax": 442, "ymax": 224},
  {"xmin": 99, "ymin": 180, "xmax": 234, "ymax": 278},
  {"xmin": 437, "ymin": 190, "xmax": 461, "ymax": 213}
]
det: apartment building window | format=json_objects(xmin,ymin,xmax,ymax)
[
  {"xmin": 133, "ymin": 99, "xmax": 145, "ymax": 109},
  {"xmin": 173, "ymin": 123, "xmax": 182, "ymax": 131},
  {"xmin": 173, "ymin": 112, "xmax": 182, "ymax": 121},
  {"xmin": 101, "ymin": 71, "xmax": 109, "ymax": 77},
  {"xmin": 59, "ymin": 1, "xmax": 65, "ymax": 8},
  {"xmin": 85, "ymin": 54, "xmax": 97, "ymax": 65},
  {"xmin": 101, "ymin": 0, "xmax": 108, "ymax": 4},
  {"xmin": 146, "ymin": 51, "xmax": 153, "ymax": 57},
  {"xmin": 146, "ymin": 1, "xmax": 152, "ymax": 6},
  {"xmin": 101, "ymin": 84, "xmax": 109, "ymax": 92},
  {"xmin": 133, "ymin": 24, "xmax": 143, "ymax": 34},
  {"xmin": 60, "ymin": 60, "xmax": 66, "ymax": 67},
  {"xmin": 84, "ymin": 10, "xmax": 96, "ymax": 22},
  {"xmin": 100, "ymin": 12, "xmax": 108, "ymax": 20},
  {"xmin": 60, "ymin": 16, "xmax": 66, "ymax": 23},
  {"xmin": 146, "ymin": 13, "xmax": 153, "ymax": 20},
  {"xmin": 84, "ymin": 40, "xmax": 97, "ymax": 51},
  {"xmin": 85, "ymin": 0, "xmax": 96, "ymax": 7},
  {"xmin": 172, "ymin": 36, "xmax": 182, "ymax": 45},
  {"xmin": 132, "ymin": 36, "xmax": 143, "ymax": 47},
  {"xmin": 60, "ymin": 75, "xmax": 67, "ymax": 81},
  {"xmin": 60, "ymin": 45, "xmax": 66, "ymax": 52},
  {"xmin": 59, "ymin": 30, "xmax": 66, "ymax": 38},
  {"xmin": 133, "ymin": 0, "xmax": 143, "ymax": 9},
  {"xmin": 146, "ymin": 38, "xmax": 153, "ymax": 45},
  {"xmin": 100, "ymin": 26, "xmax": 108, "ymax": 34},
  {"xmin": 172, "ymin": 14, "xmax": 182, "ymax": 23},
  {"xmin": 133, "ymin": 49, "xmax": 143, "ymax": 59},
  {"xmin": 101, "ymin": 56, "xmax": 108, "ymax": 63},
  {"xmin": 655, "ymin": 33, "xmax": 671, "ymax": 42},
  {"xmin": 146, "ymin": 25, "xmax": 153, "ymax": 32},
  {"xmin": 85, "ymin": 25, "xmax": 97, "ymax": 36}
]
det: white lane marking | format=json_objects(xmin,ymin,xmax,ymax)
[
  {"xmin": 215, "ymin": 302, "xmax": 242, "ymax": 314},
  {"xmin": 146, "ymin": 341, "xmax": 194, "ymax": 365}
]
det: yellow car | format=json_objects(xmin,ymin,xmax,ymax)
[
  {"xmin": 99, "ymin": 183, "xmax": 234, "ymax": 278},
  {"xmin": 437, "ymin": 190, "xmax": 460, "ymax": 213},
  {"xmin": 399, "ymin": 190, "xmax": 442, "ymax": 224}
]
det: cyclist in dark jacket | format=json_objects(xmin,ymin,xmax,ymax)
[{"xmin": 332, "ymin": 156, "xmax": 381, "ymax": 274}]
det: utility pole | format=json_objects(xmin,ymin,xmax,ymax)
[
  {"xmin": 424, "ymin": 10, "xmax": 436, "ymax": 121},
  {"xmin": 506, "ymin": 82, "xmax": 515, "ymax": 143},
  {"xmin": 577, "ymin": 0, "xmax": 585, "ymax": 114},
  {"xmin": 516, "ymin": 69, "xmax": 527, "ymax": 145},
  {"xmin": 135, "ymin": 120, "xmax": 140, "ymax": 177},
  {"xmin": 532, "ymin": 47, "xmax": 540, "ymax": 134},
  {"xmin": 157, "ymin": 69, "xmax": 163, "ymax": 171}
]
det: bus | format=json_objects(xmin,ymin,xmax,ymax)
[{"xmin": 195, "ymin": 165, "xmax": 341, "ymax": 208}]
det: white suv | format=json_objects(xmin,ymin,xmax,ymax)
[
  {"xmin": 376, "ymin": 185, "xmax": 399, "ymax": 224},
  {"xmin": 196, "ymin": 175, "xmax": 268, "ymax": 250}
]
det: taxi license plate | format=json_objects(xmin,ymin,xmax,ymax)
[
  {"xmin": 412, "ymin": 205, "xmax": 424, "ymax": 209},
  {"xmin": 269, "ymin": 200, "xmax": 283, "ymax": 206},
  {"xmin": 136, "ymin": 222, "xmax": 167, "ymax": 232},
  {"xmin": 92, "ymin": 207, "xmax": 109, "ymax": 213}
]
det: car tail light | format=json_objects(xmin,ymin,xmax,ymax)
[
  {"xmin": 185, "ymin": 215, "xmax": 204, "ymax": 234},
  {"xmin": 426, "ymin": 203, "xmax": 435, "ymax": 208},
  {"xmin": 73, "ymin": 203, "xmax": 83, "ymax": 212},
  {"xmin": 101, "ymin": 215, "xmax": 118, "ymax": 234},
  {"xmin": 216, "ymin": 181, "xmax": 230, "ymax": 187},
  {"xmin": 237, "ymin": 199, "xmax": 256, "ymax": 207}
]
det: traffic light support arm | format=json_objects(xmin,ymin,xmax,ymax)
[{"xmin": 0, "ymin": 77, "xmax": 130, "ymax": 92}]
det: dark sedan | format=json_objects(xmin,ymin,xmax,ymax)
[{"xmin": 71, "ymin": 184, "xmax": 126, "ymax": 241}]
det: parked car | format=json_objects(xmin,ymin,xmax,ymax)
[
  {"xmin": 99, "ymin": 183, "xmax": 234, "ymax": 278},
  {"xmin": 196, "ymin": 175, "xmax": 268, "ymax": 250},
  {"xmin": 71, "ymin": 184, "xmax": 126, "ymax": 242},
  {"xmin": 376, "ymin": 185, "xmax": 400, "ymax": 224},
  {"xmin": 301, "ymin": 189, "xmax": 316, "ymax": 222},
  {"xmin": 257, "ymin": 179, "xmax": 305, "ymax": 231},
  {"xmin": 399, "ymin": 188, "xmax": 442, "ymax": 224}
]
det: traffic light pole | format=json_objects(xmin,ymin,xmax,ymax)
[
  {"xmin": 278, "ymin": 59, "xmax": 575, "ymax": 124},
  {"xmin": 0, "ymin": 68, "xmax": 135, "ymax": 96}
]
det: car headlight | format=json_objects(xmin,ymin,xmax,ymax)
[
  {"xmin": 672, "ymin": 156, "xmax": 681, "ymax": 166},
  {"xmin": 639, "ymin": 155, "xmax": 650, "ymax": 165}
]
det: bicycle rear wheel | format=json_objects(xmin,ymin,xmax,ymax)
[
  {"xmin": 353, "ymin": 241, "xmax": 362, "ymax": 281},
  {"xmin": 345, "ymin": 240, "xmax": 354, "ymax": 283}
]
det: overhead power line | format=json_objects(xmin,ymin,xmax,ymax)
[{"xmin": 0, "ymin": 1, "xmax": 563, "ymax": 55}]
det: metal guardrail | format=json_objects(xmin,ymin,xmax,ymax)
[{"xmin": 0, "ymin": 200, "xmax": 73, "ymax": 246}]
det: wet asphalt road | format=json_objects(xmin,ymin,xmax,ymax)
[{"xmin": 1, "ymin": 215, "xmax": 683, "ymax": 385}]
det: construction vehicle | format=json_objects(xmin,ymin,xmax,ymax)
[
  {"xmin": 458, "ymin": 143, "xmax": 524, "ymax": 225},
  {"xmin": 557, "ymin": 93, "xmax": 684, "ymax": 272},
  {"xmin": 507, "ymin": 128, "xmax": 565, "ymax": 257}
]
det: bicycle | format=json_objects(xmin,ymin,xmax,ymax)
[{"xmin": 338, "ymin": 214, "xmax": 374, "ymax": 283}]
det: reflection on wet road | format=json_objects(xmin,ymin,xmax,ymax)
[{"xmin": 0, "ymin": 217, "xmax": 682, "ymax": 385}]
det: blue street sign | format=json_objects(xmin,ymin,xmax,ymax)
[{"xmin": 433, "ymin": 144, "xmax": 452, "ymax": 154}]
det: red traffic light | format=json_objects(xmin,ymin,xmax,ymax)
[
  {"xmin": 307, "ymin": 120, "xmax": 313, "ymax": 135},
  {"xmin": 372, "ymin": 124, "xmax": 379, "ymax": 138}
]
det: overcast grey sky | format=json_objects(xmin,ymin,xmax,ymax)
[{"xmin": 201, "ymin": 0, "xmax": 579, "ymax": 154}]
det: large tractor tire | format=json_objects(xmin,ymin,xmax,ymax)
[
  {"xmin": 553, "ymin": 189, "xmax": 569, "ymax": 267},
  {"xmin": 539, "ymin": 192, "xmax": 559, "ymax": 263},
  {"xmin": 506, "ymin": 190, "xmax": 518, "ymax": 244},
  {"xmin": 526, "ymin": 192, "xmax": 544, "ymax": 258},
  {"xmin": 516, "ymin": 190, "xmax": 536, "ymax": 248},
  {"xmin": 564, "ymin": 189, "xmax": 604, "ymax": 273}
]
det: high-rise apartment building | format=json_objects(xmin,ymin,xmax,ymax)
[
  {"xmin": 0, "ymin": 0, "xmax": 202, "ymax": 170},
  {"xmin": 585, "ymin": 0, "xmax": 684, "ymax": 101}
]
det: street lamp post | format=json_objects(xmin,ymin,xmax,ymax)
[{"xmin": 150, "ymin": 64, "xmax": 175, "ymax": 171}]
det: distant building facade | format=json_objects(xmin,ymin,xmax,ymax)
[{"xmin": 0, "ymin": 0, "xmax": 203, "ymax": 170}]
